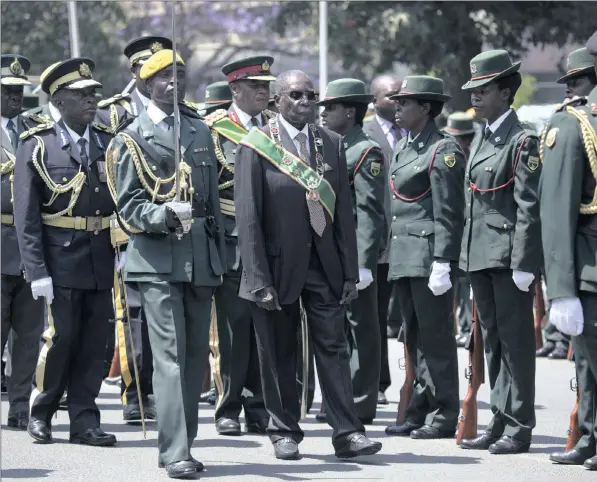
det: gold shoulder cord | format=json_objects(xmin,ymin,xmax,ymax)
[
  {"xmin": 109, "ymin": 104, "xmax": 120, "ymax": 132},
  {"xmin": 539, "ymin": 125, "xmax": 547, "ymax": 165},
  {"xmin": 1, "ymin": 148, "xmax": 16, "ymax": 206},
  {"xmin": 30, "ymin": 136, "xmax": 86, "ymax": 220},
  {"xmin": 211, "ymin": 129, "xmax": 235, "ymax": 191}
]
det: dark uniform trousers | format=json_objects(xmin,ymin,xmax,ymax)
[
  {"xmin": 377, "ymin": 263, "xmax": 392, "ymax": 393},
  {"xmin": 454, "ymin": 274, "xmax": 472, "ymax": 334},
  {"xmin": 212, "ymin": 268, "xmax": 266, "ymax": 424},
  {"xmin": 394, "ymin": 277, "xmax": 459, "ymax": 430},
  {"xmin": 0, "ymin": 275, "xmax": 44, "ymax": 415},
  {"xmin": 31, "ymin": 287, "xmax": 111, "ymax": 433},
  {"xmin": 469, "ymin": 269, "xmax": 536, "ymax": 442},
  {"xmin": 252, "ymin": 248, "xmax": 364, "ymax": 444},
  {"xmin": 295, "ymin": 326, "xmax": 315, "ymax": 413},
  {"xmin": 138, "ymin": 281, "xmax": 212, "ymax": 465}
]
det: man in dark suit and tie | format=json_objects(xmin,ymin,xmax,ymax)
[
  {"xmin": 234, "ymin": 70, "xmax": 382, "ymax": 461},
  {"xmin": 362, "ymin": 74, "xmax": 402, "ymax": 405}
]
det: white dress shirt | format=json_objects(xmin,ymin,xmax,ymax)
[
  {"xmin": 63, "ymin": 123, "xmax": 91, "ymax": 157},
  {"xmin": 233, "ymin": 103, "xmax": 262, "ymax": 130},
  {"xmin": 375, "ymin": 114, "xmax": 398, "ymax": 149},
  {"xmin": 278, "ymin": 114, "xmax": 310, "ymax": 156},
  {"xmin": 135, "ymin": 88, "xmax": 151, "ymax": 108},
  {"xmin": 147, "ymin": 101, "xmax": 180, "ymax": 132},
  {"xmin": 486, "ymin": 108, "xmax": 513, "ymax": 134}
]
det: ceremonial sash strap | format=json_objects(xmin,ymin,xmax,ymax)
[
  {"xmin": 211, "ymin": 116, "xmax": 248, "ymax": 145},
  {"xmin": 240, "ymin": 128, "xmax": 336, "ymax": 218}
]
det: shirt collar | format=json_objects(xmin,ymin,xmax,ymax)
[
  {"xmin": 1, "ymin": 116, "xmax": 17, "ymax": 131},
  {"xmin": 49, "ymin": 102, "xmax": 61, "ymax": 122},
  {"xmin": 135, "ymin": 88, "xmax": 151, "ymax": 107},
  {"xmin": 486, "ymin": 108, "xmax": 513, "ymax": 133},
  {"xmin": 147, "ymin": 101, "xmax": 179, "ymax": 128},
  {"xmin": 278, "ymin": 114, "xmax": 309, "ymax": 140},
  {"xmin": 63, "ymin": 122, "xmax": 90, "ymax": 147},
  {"xmin": 375, "ymin": 114, "xmax": 394, "ymax": 134},
  {"xmin": 233, "ymin": 103, "xmax": 260, "ymax": 129}
]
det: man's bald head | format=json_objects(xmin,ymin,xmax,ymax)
[
  {"xmin": 370, "ymin": 74, "xmax": 401, "ymax": 123},
  {"xmin": 274, "ymin": 70, "xmax": 311, "ymax": 96}
]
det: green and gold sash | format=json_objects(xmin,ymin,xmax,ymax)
[
  {"xmin": 211, "ymin": 116, "xmax": 247, "ymax": 144},
  {"xmin": 240, "ymin": 127, "xmax": 336, "ymax": 218}
]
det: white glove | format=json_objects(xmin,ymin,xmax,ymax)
[
  {"xmin": 512, "ymin": 270, "xmax": 534, "ymax": 292},
  {"xmin": 115, "ymin": 251, "xmax": 127, "ymax": 271},
  {"xmin": 356, "ymin": 268, "xmax": 373, "ymax": 290},
  {"xmin": 550, "ymin": 297, "xmax": 584, "ymax": 336},
  {"xmin": 31, "ymin": 277, "xmax": 54, "ymax": 304},
  {"xmin": 165, "ymin": 201, "xmax": 193, "ymax": 234},
  {"xmin": 428, "ymin": 261, "xmax": 452, "ymax": 296}
]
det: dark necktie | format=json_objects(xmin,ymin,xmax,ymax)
[
  {"xmin": 250, "ymin": 117, "xmax": 259, "ymax": 128},
  {"xmin": 484, "ymin": 127, "xmax": 492, "ymax": 141},
  {"xmin": 78, "ymin": 138, "xmax": 89, "ymax": 166},
  {"xmin": 163, "ymin": 116, "xmax": 174, "ymax": 130},
  {"xmin": 7, "ymin": 119, "xmax": 18, "ymax": 151},
  {"xmin": 296, "ymin": 132, "xmax": 326, "ymax": 236}
]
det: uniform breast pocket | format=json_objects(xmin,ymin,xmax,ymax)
[
  {"xmin": 191, "ymin": 154, "xmax": 213, "ymax": 197},
  {"xmin": 405, "ymin": 220, "xmax": 435, "ymax": 259},
  {"xmin": 483, "ymin": 210, "xmax": 513, "ymax": 262}
]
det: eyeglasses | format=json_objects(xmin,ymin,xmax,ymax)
[{"xmin": 283, "ymin": 90, "xmax": 319, "ymax": 101}]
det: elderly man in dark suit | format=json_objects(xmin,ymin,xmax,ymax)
[{"xmin": 234, "ymin": 69, "xmax": 382, "ymax": 461}]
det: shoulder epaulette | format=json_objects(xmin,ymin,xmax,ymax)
[
  {"xmin": 204, "ymin": 109, "xmax": 228, "ymax": 127},
  {"xmin": 555, "ymin": 96, "xmax": 588, "ymax": 112},
  {"xmin": 20, "ymin": 122, "xmax": 54, "ymax": 140},
  {"xmin": 92, "ymin": 122, "xmax": 114, "ymax": 134},
  {"xmin": 22, "ymin": 113, "xmax": 52, "ymax": 125},
  {"xmin": 97, "ymin": 93, "xmax": 131, "ymax": 109},
  {"xmin": 182, "ymin": 99, "xmax": 200, "ymax": 112}
]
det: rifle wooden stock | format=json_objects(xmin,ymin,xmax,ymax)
[
  {"xmin": 566, "ymin": 379, "xmax": 581, "ymax": 451},
  {"xmin": 456, "ymin": 299, "xmax": 484, "ymax": 445},
  {"xmin": 534, "ymin": 279, "xmax": 546, "ymax": 350},
  {"xmin": 395, "ymin": 342, "xmax": 415, "ymax": 425}
]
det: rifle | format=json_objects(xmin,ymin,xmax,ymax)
[
  {"xmin": 566, "ymin": 377, "xmax": 581, "ymax": 451},
  {"xmin": 395, "ymin": 342, "xmax": 415, "ymax": 425},
  {"xmin": 534, "ymin": 278, "xmax": 546, "ymax": 350},
  {"xmin": 456, "ymin": 299, "xmax": 485, "ymax": 445}
]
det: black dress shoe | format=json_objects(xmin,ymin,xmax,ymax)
[
  {"xmin": 460, "ymin": 433, "xmax": 500, "ymax": 450},
  {"xmin": 548, "ymin": 347, "xmax": 569, "ymax": 360},
  {"xmin": 245, "ymin": 418, "xmax": 269, "ymax": 434},
  {"xmin": 536, "ymin": 344, "xmax": 555, "ymax": 357},
  {"xmin": 27, "ymin": 418, "xmax": 52, "ymax": 443},
  {"xmin": 70, "ymin": 427, "xmax": 117, "ymax": 446},
  {"xmin": 377, "ymin": 391, "xmax": 388, "ymax": 405},
  {"xmin": 123, "ymin": 404, "xmax": 142, "ymax": 422},
  {"xmin": 7, "ymin": 412, "xmax": 29, "ymax": 430},
  {"xmin": 315, "ymin": 411, "xmax": 327, "ymax": 422},
  {"xmin": 200, "ymin": 387, "xmax": 216, "ymax": 405},
  {"xmin": 273, "ymin": 437, "xmax": 300, "ymax": 460},
  {"xmin": 216, "ymin": 417, "xmax": 241, "ymax": 436},
  {"xmin": 410, "ymin": 424, "xmax": 454, "ymax": 439},
  {"xmin": 385, "ymin": 421, "xmax": 421, "ymax": 436},
  {"xmin": 488, "ymin": 435, "xmax": 530, "ymax": 454},
  {"xmin": 165, "ymin": 461, "xmax": 196, "ymax": 479},
  {"xmin": 550, "ymin": 449, "xmax": 593, "ymax": 465},
  {"xmin": 159, "ymin": 456, "xmax": 204, "ymax": 472},
  {"xmin": 584, "ymin": 455, "xmax": 597, "ymax": 470},
  {"xmin": 335, "ymin": 433, "xmax": 382, "ymax": 458}
]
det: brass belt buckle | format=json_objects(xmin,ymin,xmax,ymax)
[{"xmin": 86, "ymin": 216, "xmax": 102, "ymax": 232}]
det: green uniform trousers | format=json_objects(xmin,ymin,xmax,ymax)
[
  {"xmin": 138, "ymin": 281, "xmax": 213, "ymax": 466},
  {"xmin": 469, "ymin": 269, "xmax": 536, "ymax": 442},
  {"xmin": 394, "ymin": 276, "xmax": 459, "ymax": 431}
]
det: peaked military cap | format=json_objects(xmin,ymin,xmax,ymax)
[
  {"xmin": 1, "ymin": 54, "xmax": 31, "ymax": 86},
  {"xmin": 41, "ymin": 57, "xmax": 102, "ymax": 95},
  {"xmin": 557, "ymin": 48, "xmax": 595, "ymax": 83},
  {"xmin": 222, "ymin": 56, "xmax": 276, "ymax": 82},
  {"xmin": 139, "ymin": 49, "xmax": 184, "ymax": 80},
  {"xmin": 124, "ymin": 36, "xmax": 173, "ymax": 66},
  {"xmin": 317, "ymin": 78, "xmax": 373, "ymax": 105},
  {"xmin": 203, "ymin": 81, "xmax": 232, "ymax": 106},
  {"xmin": 586, "ymin": 30, "xmax": 597, "ymax": 56},
  {"xmin": 462, "ymin": 50, "xmax": 521, "ymax": 90},
  {"xmin": 389, "ymin": 75, "xmax": 451, "ymax": 103},
  {"xmin": 443, "ymin": 111, "xmax": 475, "ymax": 136}
]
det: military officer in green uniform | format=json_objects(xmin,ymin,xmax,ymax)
[
  {"xmin": 110, "ymin": 49, "xmax": 225, "ymax": 479},
  {"xmin": 545, "ymin": 32, "xmax": 597, "ymax": 471},
  {"xmin": 198, "ymin": 81, "xmax": 232, "ymax": 117},
  {"xmin": 204, "ymin": 56, "xmax": 275, "ymax": 436},
  {"xmin": 318, "ymin": 78, "xmax": 386, "ymax": 423},
  {"xmin": 537, "ymin": 47, "xmax": 597, "ymax": 360},
  {"xmin": 459, "ymin": 50, "xmax": 542, "ymax": 454},
  {"xmin": 14, "ymin": 58, "xmax": 117, "ymax": 446},
  {"xmin": 382, "ymin": 76, "xmax": 464, "ymax": 439},
  {"xmin": 1, "ymin": 54, "xmax": 45, "ymax": 430},
  {"xmin": 443, "ymin": 112, "xmax": 477, "ymax": 348}
]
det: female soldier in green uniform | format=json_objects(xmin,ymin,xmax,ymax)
[
  {"xmin": 384, "ymin": 76, "xmax": 464, "ymax": 440},
  {"xmin": 318, "ymin": 78, "xmax": 386, "ymax": 423}
]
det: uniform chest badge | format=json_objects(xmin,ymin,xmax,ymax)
[
  {"xmin": 546, "ymin": 128, "xmax": 558, "ymax": 148},
  {"xmin": 527, "ymin": 155, "xmax": 540, "ymax": 171},
  {"xmin": 370, "ymin": 161, "xmax": 381, "ymax": 177},
  {"xmin": 444, "ymin": 153, "xmax": 456, "ymax": 168},
  {"xmin": 418, "ymin": 142, "xmax": 424, "ymax": 149}
]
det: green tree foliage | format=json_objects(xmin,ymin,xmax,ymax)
[
  {"xmin": 512, "ymin": 75, "xmax": 537, "ymax": 111},
  {"xmin": 273, "ymin": 1, "xmax": 597, "ymax": 109}
]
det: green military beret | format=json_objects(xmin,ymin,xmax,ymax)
[
  {"xmin": 1, "ymin": 54, "xmax": 32, "ymax": 86},
  {"xmin": 443, "ymin": 111, "xmax": 475, "ymax": 136},
  {"xmin": 389, "ymin": 75, "xmax": 451, "ymax": 103},
  {"xmin": 222, "ymin": 56, "xmax": 276, "ymax": 82},
  {"xmin": 462, "ymin": 50, "xmax": 521, "ymax": 90},
  {"xmin": 317, "ymin": 78, "xmax": 373, "ymax": 105},
  {"xmin": 557, "ymin": 48, "xmax": 595, "ymax": 83}
]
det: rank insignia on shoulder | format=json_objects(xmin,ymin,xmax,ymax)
[
  {"xmin": 19, "ymin": 122, "xmax": 54, "ymax": 140},
  {"xmin": 370, "ymin": 161, "xmax": 381, "ymax": 177},
  {"xmin": 546, "ymin": 128, "xmax": 558, "ymax": 148},
  {"xmin": 527, "ymin": 155, "xmax": 539, "ymax": 171},
  {"xmin": 444, "ymin": 153, "xmax": 456, "ymax": 168}
]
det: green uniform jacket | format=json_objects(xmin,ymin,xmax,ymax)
[
  {"xmin": 344, "ymin": 125, "xmax": 387, "ymax": 272},
  {"xmin": 388, "ymin": 120, "xmax": 465, "ymax": 280},
  {"xmin": 460, "ymin": 110, "xmax": 542, "ymax": 274},
  {"xmin": 540, "ymin": 90, "xmax": 597, "ymax": 299},
  {"xmin": 111, "ymin": 108, "xmax": 226, "ymax": 286}
]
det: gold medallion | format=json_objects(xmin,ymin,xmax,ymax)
[
  {"xmin": 9, "ymin": 59, "xmax": 22, "ymax": 76},
  {"xmin": 527, "ymin": 155, "xmax": 539, "ymax": 171},
  {"xmin": 370, "ymin": 161, "xmax": 381, "ymax": 177},
  {"xmin": 262, "ymin": 60, "xmax": 270, "ymax": 71},
  {"xmin": 150, "ymin": 42, "xmax": 164, "ymax": 53},
  {"xmin": 546, "ymin": 128, "xmax": 558, "ymax": 148},
  {"xmin": 79, "ymin": 62, "xmax": 92, "ymax": 77},
  {"xmin": 444, "ymin": 153, "xmax": 456, "ymax": 168}
]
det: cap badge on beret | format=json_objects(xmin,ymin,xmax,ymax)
[
  {"xmin": 205, "ymin": 90, "xmax": 210, "ymax": 98},
  {"xmin": 9, "ymin": 59, "xmax": 23, "ymax": 76},
  {"xmin": 402, "ymin": 79, "xmax": 407, "ymax": 88},
  {"xmin": 262, "ymin": 60, "xmax": 270, "ymax": 71},
  {"xmin": 150, "ymin": 42, "xmax": 164, "ymax": 54},
  {"xmin": 79, "ymin": 62, "xmax": 92, "ymax": 77},
  {"xmin": 470, "ymin": 63, "xmax": 478, "ymax": 74}
]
